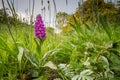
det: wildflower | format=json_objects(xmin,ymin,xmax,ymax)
[{"xmin": 34, "ymin": 14, "xmax": 46, "ymax": 40}]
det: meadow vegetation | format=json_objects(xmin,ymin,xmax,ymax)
[{"xmin": 0, "ymin": 0, "xmax": 120, "ymax": 80}]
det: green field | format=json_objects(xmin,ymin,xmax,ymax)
[
  {"xmin": 0, "ymin": 15, "xmax": 120, "ymax": 80},
  {"xmin": 0, "ymin": 0, "xmax": 120, "ymax": 80}
]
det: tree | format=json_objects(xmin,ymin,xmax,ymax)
[
  {"xmin": 0, "ymin": 8, "xmax": 9, "ymax": 23},
  {"xmin": 71, "ymin": 0, "xmax": 118, "ymax": 25},
  {"xmin": 56, "ymin": 12, "xmax": 69, "ymax": 29}
]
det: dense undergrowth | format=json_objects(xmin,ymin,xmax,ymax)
[{"xmin": 0, "ymin": 14, "xmax": 120, "ymax": 80}]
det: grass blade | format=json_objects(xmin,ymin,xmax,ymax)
[{"xmin": 99, "ymin": 14, "xmax": 112, "ymax": 39}]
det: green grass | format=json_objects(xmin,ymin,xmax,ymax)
[{"xmin": 0, "ymin": 17, "xmax": 120, "ymax": 80}]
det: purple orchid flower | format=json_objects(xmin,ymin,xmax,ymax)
[{"xmin": 34, "ymin": 14, "xmax": 46, "ymax": 40}]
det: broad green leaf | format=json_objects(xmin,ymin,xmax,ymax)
[
  {"xmin": 44, "ymin": 61, "xmax": 57, "ymax": 70},
  {"xmin": 72, "ymin": 75, "xmax": 80, "ymax": 80},
  {"xmin": 72, "ymin": 69, "xmax": 94, "ymax": 80},
  {"xmin": 24, "ymin": 49, "xmax": 39, "ymax": 68},
  {"xmin": 18, "ymin": 46, "xmax": 24, "ymax": 62},
  {"xmin": 42, "ymin": 49, "xmax": 60, "ymax": 61}
]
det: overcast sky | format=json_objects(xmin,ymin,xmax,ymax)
[
  {"xmin": 0, "ymin": 0, "xmax": 80, "ymax": 26},
  {"xmin": 0, "ymin": 0, "xmax": 116, "ymax": 26}
]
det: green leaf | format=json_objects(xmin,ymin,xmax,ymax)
[
  {"xmin": 0, "ymin": 62, "xmax": 3, "ymax": 77},
  {"xmin": 110, "ymin": 77, "xmax": 120, "ymax": 80},
  {"xmin": 42, "ymin": 49, "xmax": 60, "ymax": 62},
  {"xmin": 17, "ymin": 46, "xmax": 24, "ymax": 71},
  {"xmin": 99, "ymin": 14, "xmax": 112, "ymax": 39},
  {"xmin": 70, "ymin": 15, "xmax": 85, "ymax": 38},
  {"xmin": 72, "ymin": 75, "xmax": 80, "ymax": 80},
  {"xmin": 72, "ymin": 69, "xmax": 94, "ymax": 80},
  {"xmin": 18, "ymin": 47, "xmax": 24, "ymax": 62},
  {"xmin": 34, "ymin": 38, "xmax": 42, "ymax": 54},
  {"xmin": 36, "ymin": 75, "xmax": 48, "ymax": 80},
  {"xmin": 24, "ymin": 49, "xmax": 39, "ymax": 68},
  {"xmin": 44, "ymin": 61, "xmax": 57, "ymax": 70},
  {"xmin": 85, "ymin": 24, "xmax": 91, "ymax": 30}
]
